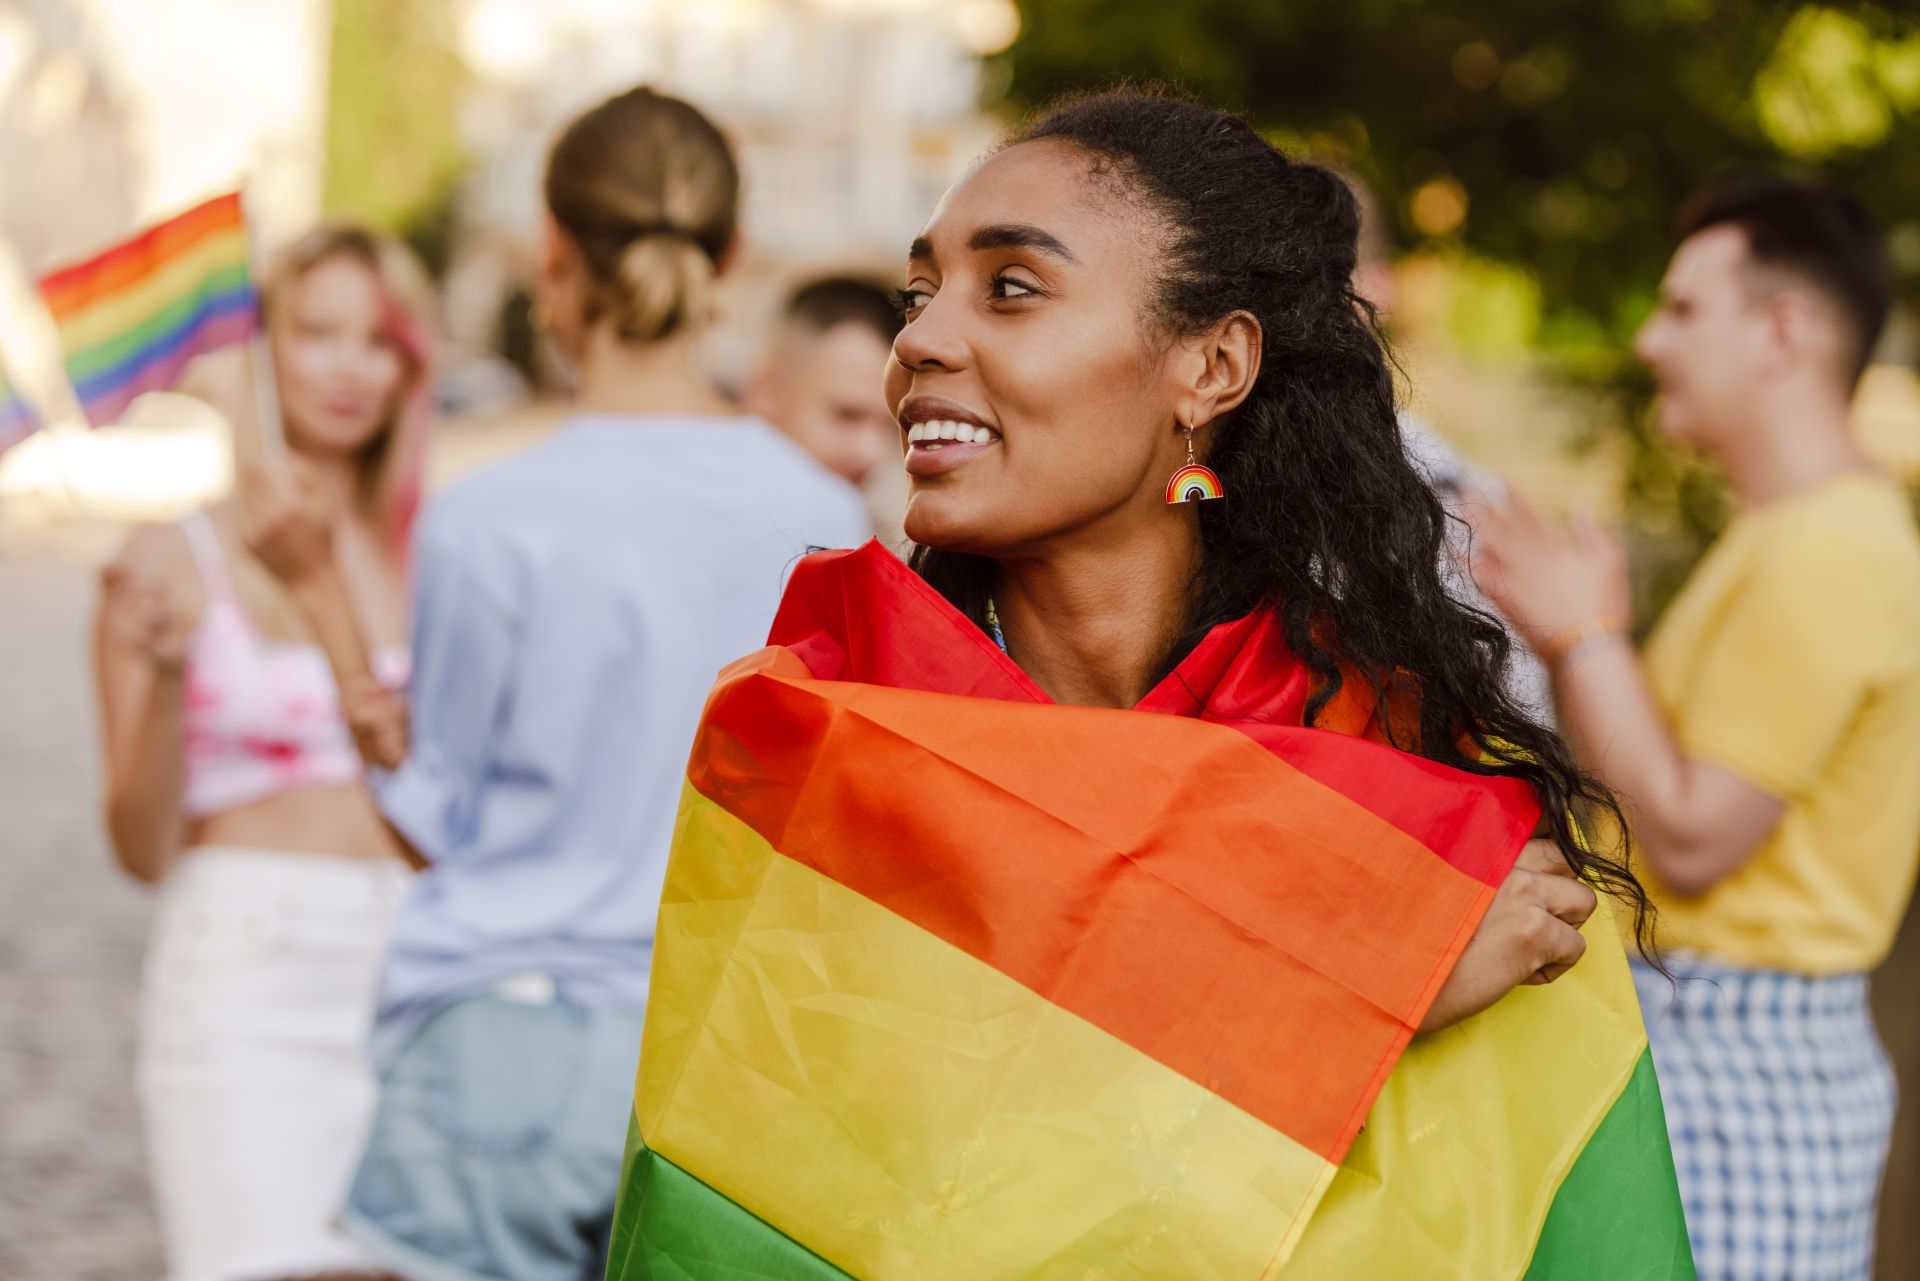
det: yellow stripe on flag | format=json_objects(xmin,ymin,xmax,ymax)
[
  {"xmin": 1283, "ymin": 895, "xmax": 1650, "ymax": 1278},
  {"xmin": 50, "ymin": 227, "xmax": 250, "ymax": 352},
  {"xmin": 639, "ymin": 786, "xmax": 1337, "ymax": 1281}
]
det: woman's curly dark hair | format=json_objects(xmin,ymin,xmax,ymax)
[{"xmin": 911, "ymin": 87, "xmax": 1655, "ymax": 948}]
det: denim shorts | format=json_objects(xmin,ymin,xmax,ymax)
[{"xmin": 340, "ymin": 987, "xmax": 648, "ymax": 1281}]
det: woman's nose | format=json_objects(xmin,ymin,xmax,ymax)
[{"xmin": 891, "ymin": 294, "xmax": 966, "ymax": 374}]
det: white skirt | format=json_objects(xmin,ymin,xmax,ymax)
[{"xmin": 138, "ymin": 846, "xmax": 410, "ymax": 1281}]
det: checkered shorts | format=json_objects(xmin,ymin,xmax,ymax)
[{"xmin": 1631, "ymin": 957, "xmax": 1897, "ymax": 1281}]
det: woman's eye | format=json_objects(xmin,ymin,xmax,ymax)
[
  {"xmin": 890, "ymin": 286, "xmax": 931, "ymax": 317},
  {"xmin": 991, "ymin": 275, "xmax": 1036, "ymax": 301}
]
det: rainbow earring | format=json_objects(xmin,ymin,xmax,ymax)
[{"xmin": 1165, "ymin": 425, "xmax": 1225, "ymax": 504}]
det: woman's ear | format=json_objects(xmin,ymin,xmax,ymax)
[
  {"xmin": 537, "ymin": 211, "xmax": 574, "ymax": 289},
  {"xmin": 714, "ymin": 230, "xmax": 745, "ymax": 282},
  {"xmin": 535, "ymin": 213, "xmax": 588, "ymax": 358},
  {"xmin": 1174, "ymin": 310, "xmax": 1262, "ymax": 432}
]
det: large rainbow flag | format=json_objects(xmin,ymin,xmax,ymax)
[
  {"xmin": 38, "ymin": 192, "xmax": 257, "ymax": 427},
  {"xmin": 609, "ymin": 541, "xmax": 1694, "ymax": 1280}
]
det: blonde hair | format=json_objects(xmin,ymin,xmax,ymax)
[
  {"xmin": 544, "ymin": 87, "xmax": 739, "ymax": 344},
  {"xmin": 264, "ymin": 224, "xmax": 436, "ymax": 552}
]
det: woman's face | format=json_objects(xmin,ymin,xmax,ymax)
[
  {"xmin": 273, "ymin": 255, "xmax": 408, "ymax": 459},
  {"xmin": 886, "ymin": 140, "xmax": 1194, "ymax": 555}
]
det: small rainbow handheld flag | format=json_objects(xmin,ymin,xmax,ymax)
[
  {"xmin": 0, "ymin": 366, "xmax": 36, "ymax": 458},
  {"xmin": 608, "ymin": 542, "xmax": 1694, "ymax": 1281},
  {"xmin": 38, "ymin": 192, "xmax": 258, "ymax": 427}
]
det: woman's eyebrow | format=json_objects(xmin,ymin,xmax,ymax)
[
  {"xmin": 967, "ymin": 223, "xmax": 1078, "ymax": 263},
  {"xmin": 906, "ymin": 224, "xmax": 1079, "ymax": 267}
]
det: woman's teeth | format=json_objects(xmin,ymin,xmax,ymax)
[{"xmin": 907, "ymin": 420, "xmax": 1000, "ymax": 447}]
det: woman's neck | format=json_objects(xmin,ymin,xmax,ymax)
[
  {"xmin": 286, "ymin": 446, "xmax": 360, "ymax": 521},
  {"xmin": 574, "ymin": 325, "xmax": 736, "ymax": 419},
  {"xmin": 992, "ymin": 514, "xmax": 1201, "ymax": 709}
]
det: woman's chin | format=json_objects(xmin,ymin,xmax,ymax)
[
  {"xmin": 287, "ymin": 422, "xmax": 387, "ymax": 461},
  {"xmin": 902, "ymin": 491, "xmax": 985, "ymax": 553}
]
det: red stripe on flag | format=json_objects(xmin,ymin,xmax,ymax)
[
  {"xmin": 769, "ymin": 542, "xmax": 1537, "ymax": 887},
  {"xmin": 38, "ymin": 194, "xmax": 246, "ymax": 318}
]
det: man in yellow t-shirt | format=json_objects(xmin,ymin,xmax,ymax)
[{"xmin": 1475, "ymin": 176, "xmax": 1920, "ymax": 1281}]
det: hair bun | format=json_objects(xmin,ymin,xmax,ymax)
[
  {"xmin": 544, "ymin": 86, "xmax": 740, "ymax": 347},
  {"xmin": 610, "ymin": 234, "xmax": 716, "ymax": 344}
]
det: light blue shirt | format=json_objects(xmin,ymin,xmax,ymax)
[{"xmin": 370, "ymin": 415, "xmax": 870, "ymax": 1059}]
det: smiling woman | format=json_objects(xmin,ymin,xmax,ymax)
[
  {"xmin": 890, "ymin": 93, "xmax": 1634, "ymax": 879},
  {"xmin": 608, "ymin": 89, "xmax": 1694, "ymax": 1281}
]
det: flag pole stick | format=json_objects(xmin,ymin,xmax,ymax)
[{"xmin": 239, "ymin": 185, "xmax": 285, "ymax": 460}]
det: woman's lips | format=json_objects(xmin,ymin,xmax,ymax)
[{"xmin": 903, "ymin": 418, "xmax": 1001, "ymax": 477}]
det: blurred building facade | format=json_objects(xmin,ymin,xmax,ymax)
[
  {"xmin": 0, "ymin": 0, "xmax": 1014, "ymax": 512},
  {"xmin": 447, "ymin": 0, "xmax": 1011, "ymax": 379}
]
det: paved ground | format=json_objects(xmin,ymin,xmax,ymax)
[
  {"xmin": 0, "ymin": 524, "xmax": 164, "ymax": 1280},
  {"xmin": 0, "ymin": 416, "xmax": 555, "ymax": 1278}
]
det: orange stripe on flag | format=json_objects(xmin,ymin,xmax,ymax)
[
  {"xmin": 690, "ymin": 651, "xmax": 1501, "ymax": 1160},
  {"xmin": 38, "ymin": 194, "xmax": 246, "ymax": 318}
]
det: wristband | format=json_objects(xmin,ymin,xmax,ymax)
[
  {"xmin": 338, "ymin": 670, "xmax": 395, "ymax": 709},
  {"xmin": 1539, "ymin": 614, "xmax": 1628, "ymax": 669}
]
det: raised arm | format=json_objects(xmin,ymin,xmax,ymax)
[
  {"xmin": 93, "ymin": 528, "xmax": 195, "ymax": 882},
  {"xmin": 239, "ymin": 461, "xmax": 410, "ymax": 771},
  {"xmin": 1471, "ymin": 489, "xmax": 1789, "ymax": 898}
]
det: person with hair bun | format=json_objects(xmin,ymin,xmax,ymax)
[{"xmin": 247, "ymin": 86, "xmax": 867, "ymax": 1281}]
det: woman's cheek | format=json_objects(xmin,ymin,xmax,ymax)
[
  {"xmin": 371, "ymin": 350, "xmax": 407, "ymax": 407},
  {"xmin": 275, "ymin": 340, "xmax": 324, "ymax": 410}
]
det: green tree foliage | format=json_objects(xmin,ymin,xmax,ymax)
[
  {"xmin": 1000, "ymin": 2, "xmax": 1920, "ymax": 613},
  {"xmin": 324, "ymin": 0, "xmax": 466, "ymax": 273},
  {"xmin": 1002, "ymin": 1, "xmax": 1920, "ymax": 347}
]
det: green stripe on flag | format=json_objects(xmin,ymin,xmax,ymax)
[
  {"xmin": 1524, "ymin": 1049, "xmax": 1697, "ymax": 1280},
  {"xmin": 606, "ymin": 1117, "xmax": 853, "ymax": 1281},
  {"xmin": 61, "ymin": 263, "xmax": 253, "ymax": 381}
]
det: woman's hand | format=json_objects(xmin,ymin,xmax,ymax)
[
  {"xmin": 1420, "ymin": 838, "xmax": 1597, "ymax": 1034},
  {"xmin": 238, "ymin": 458, "xmax": 336, "ymax": 589},
  {"xmin": 345, "ymin": 684, "xmax": 409, "ymax": 772},
  {"xmin": 1467, "ymin": 486, "xmax": 1630, "ymax": 655},
  {"xmin": 98, "ymin": 556, "xmax": 192, "ymax": 673}
]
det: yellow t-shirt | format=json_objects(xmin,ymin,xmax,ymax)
[{"xmin": 1640, "ymin": 472, "xmax": 1920, "ymax": 974}]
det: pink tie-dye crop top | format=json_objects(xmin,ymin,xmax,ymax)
[{"xmin": 178, "ymin": 513, "xmax": 408, "ymax": 819}]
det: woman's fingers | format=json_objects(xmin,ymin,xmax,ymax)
[
  {"xmin": 101, "ymin": 573, "xmax": 185, "ymax": 663},
  {"xmin": 347, "ymin": 690, "xmax": 409, "ymax": 770},
  {"xmin": 1538, "ymin": 872, "xmax": 1598, "ymax": 929},
  {"xmin": 1511, "ymin": 840, "xmax": 1597, "ymax": 927},
  {"xmin": 1522, "ymin": 919, "xmax": 1588, "ymax": 985}
]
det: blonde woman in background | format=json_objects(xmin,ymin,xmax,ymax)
[
  {"xmin": 243, "ymin": 87, "xmax": 867, "ymax": 1281},
  {"xmin": 93, "ymin": 225, "xmax": 435, "ymax": 1281}
]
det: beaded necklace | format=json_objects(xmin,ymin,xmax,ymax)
[{"xmin": 984, "ymin": 596, "xmax": 1008, "ymax": 653}]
